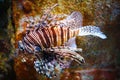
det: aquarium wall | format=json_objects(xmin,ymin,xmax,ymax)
[{"xmin": 0, "ymin": 0, "xmax": 120, "ymax": 80}]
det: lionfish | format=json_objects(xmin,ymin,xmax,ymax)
[{"xmin": 18, "ymin": 4, "xmax": 107, "ymax": 79}]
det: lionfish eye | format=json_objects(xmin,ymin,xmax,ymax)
[
  {"xmin": 60, "ymin": 57, "xmax": 64, "ymax": 60},
  {"xmin": 32, "ymin": 22, "xmax": 34, "ymax": 24}
]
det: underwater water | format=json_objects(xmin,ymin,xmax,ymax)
[{"xmin": 0, "ymin": 0, "xmax": 120, "ymax": 80}]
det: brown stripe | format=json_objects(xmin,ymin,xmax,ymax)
[
  {"xmin": 60, "ymin": 27, "xmax": 64, "ymax": 45},
  {"xmin": 54, "ymin": 26, "xmax": 59, "ymax": 46},
  {"xmin": 23, "ymin": 38, "xmax": 34, "ymax": 52},
  {"xmin": 23, "ymin": 37, "xmax": 31, "ymax": 47},
  {"xmin": 31, "ymin": 31, "xmax": 43, "ymax": 47},
  {"xmin": 33, "ymin": 31, "xmax": 44, "ymax": 49},
  {"xmin": 47, "ymin": 27, "xmax": 54, "ymax": 46},
  {"xmin": 73, "ymin": 30, "xmax": 75, "ymax": 36},
  {"xmin": 37, "ymin": 30, "xmax": 47, "ymax": 48},
  {"xmin": 41, "ymin": 28, "xmax": 50, "ymax": 48},
  {"xmin": 25, "ymin": 36, "xmax": 34, "ymax": 46},
  {"xmin": 27, "ymin": 34, "xmax": 38, "ymax": 45},
  {"xmin": 51, "ymin": 27, "xmax": 57, "ymax": 46},
  {"xmin": 23, "ymin": 42, "xmax": 32, "ymax": 53},
  {"xmin": 46, "ymin": 28, "xmax": 52, "ymax": 46},
  {"xmin": 67, "ymin": 27, "xmax": 70, "ymax": 40}
]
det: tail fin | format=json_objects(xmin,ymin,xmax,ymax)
[{"xmin": 78, "ymin": 26, "xmax": 107, "ymax": 39}]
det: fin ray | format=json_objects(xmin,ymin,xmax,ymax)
[
  {"xmin": 78, "ymin": 26, "xmax": 107, "ymax": 39},
  {"xmin": 59, "ymin": 11, "xmax": 83, "ymax": 29}
]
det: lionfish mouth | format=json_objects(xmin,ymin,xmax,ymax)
[{"xmin": 34, "ymin": 47, "xmax": 85, "ymax": 78}]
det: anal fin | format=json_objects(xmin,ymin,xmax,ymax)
[{"xmin": 65, "ymin": 37, "xmax": 77, "ymax": 49}]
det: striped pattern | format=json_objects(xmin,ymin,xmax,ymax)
[{"xmin": 22, "ymin": 26, "xmax": 79, "ymax": 53}]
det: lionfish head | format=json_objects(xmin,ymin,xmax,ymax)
[
  {"xmin": 34, "ymin": 47, "xmax": 85, "ymax": 78},
  {"xmin": 50, "ymin": 48, "xmax": 85, "ymax": 64}
]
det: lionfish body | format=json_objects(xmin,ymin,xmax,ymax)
[
  {"xmin": 22, "ymin": 26, "xmax": 79, "ymax": 53},
  {"xmin": 18, "ymin": 4, "xmax": 107, "ymax": 79},
  {"xmin": 21, "ymin": 25, "xmax": 106, "ymax": 54}
]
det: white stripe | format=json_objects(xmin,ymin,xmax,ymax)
[
  {"xmin": 24, "ymin": 37, "xmax": 35, "ymax": 52},
  {"xmin": 29, "ymin": 31, "xmax": 40, "ymax": 45},
  {"xmin": 25, "ymin": 35, "xmax": 35, "ymax": 45},
  {"xmin": 23, "ymin": 41, "xmax": 33, "ymax": 53},
  {"xmin": 38, "ymin": 29, "xmax": 47, "ymax": 47},
  {"xmin": 33, "ymin": 30, "xmax": 43, "ymax": 48}
]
